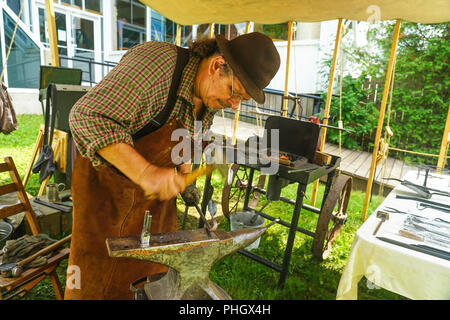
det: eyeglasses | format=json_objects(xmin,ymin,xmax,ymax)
[{"xmin": 230, "ymin": 72, "xmax": 247, "ymax": 101}]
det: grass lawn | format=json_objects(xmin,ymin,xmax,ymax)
[{"xmin": 0, "ymin": 114, "xmax": 406, "ymax": 300}]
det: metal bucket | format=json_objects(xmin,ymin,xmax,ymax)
[
  {"xmin": 230, "ymin": 211, "xmax": 265, "ymax": 250},
  {"xmin": 0, "ymin": 221, "xmax": 14, "ymax": 250}
]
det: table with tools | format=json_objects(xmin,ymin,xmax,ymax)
[{"xmin": 336, "ymin": 168, "xmax": 450, "ymax": 300}]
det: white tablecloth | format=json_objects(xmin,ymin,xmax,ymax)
[{"xmin": 336, "ymin": 170, "xmax": 450, "ymax": 300}]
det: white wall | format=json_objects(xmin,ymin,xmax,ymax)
[
  {"xmin": 9, "ymin": 89, "xmax": 42, "ymax": 115},
  {"xmin": 267, "ymin": 20, "xmax": 339, "ymax": 94}
]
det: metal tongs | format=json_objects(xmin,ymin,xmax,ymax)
[{"xmin": 384, "ymin": 178, "xmax": 450, "ymax": 199}]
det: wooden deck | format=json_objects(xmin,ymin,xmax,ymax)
[{"xmin": 210, "ymin": 115, "xmax": 418, "ymax": 194}]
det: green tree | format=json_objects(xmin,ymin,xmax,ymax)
[{"xmin": 324, "ymin": 21, "xmax": 449, "ymax": 165}]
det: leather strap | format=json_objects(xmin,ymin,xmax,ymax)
[{"xmin": 132, "ymin": 46, "xmax": 190, "ymax": 140}]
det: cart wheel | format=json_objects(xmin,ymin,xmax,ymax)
[
  {"xmin": 312, "ymin": 174, "xmax": 352, "ymax": 261},
  {"xmin": 221, "ymin": 164, "xmax": 267, "ymax": 219}
]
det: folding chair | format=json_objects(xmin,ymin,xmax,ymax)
[{"xmin": 0, "ymin": 157, "xmax": 70, "ymax": 300}]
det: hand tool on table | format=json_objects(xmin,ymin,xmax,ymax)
[
  {"xmin": 376, "ymin": 236, "xmax": 450, "ymax": 261},
  {"xmin": 33, "ymin": 198, "xmax": 72, "ymax": 213},
  {"xmin": 144, "ymin": 165, "xmax": 215, "ymax": 201},
  {"xmin": 384, "ymin": 178, "xmax": 450, "ymax": 199},
  {"xmin": 373, "ymin": 211, "xmax": 390, "ymax": 236},
  {"xmin": 395, "ymin": 195, "xmax": 450, "ymax": 210},
  {"xmin": 417, "ymin": 202, "xmax": 450, "ymax": 213},
  {"xmin": 382, "ymin": 206, "xmax": 450, "ymax": 225},
  {"xmin": 106, "ymin": 219, "xmax": 279, "ymax": 300},
  {"xmin": 0, "ymin": 235, "xmax": 71, "ymax": 277},
  {"xmin": 399, "ymin": 229, "xmax": 424, "ymax": 242}
]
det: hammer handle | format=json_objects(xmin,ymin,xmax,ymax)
[
  {"xmin": 145, "ymin": 165, "xmax": 214, "ymax": 200},
  {"xmin": 17, "ymin": 235, "xmax": 72, "ymax": 267}
]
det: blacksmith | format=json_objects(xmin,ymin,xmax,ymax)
[{"xmin": 66, "ymin": 32, "xmax": 280, "ymax": 300}]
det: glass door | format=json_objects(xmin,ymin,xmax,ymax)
[
  {"xmin": 38, "ymin": 7, "xmax": 68, "ymax": 58},
  {"xmin": 35, "ymin": 3, "xmax": 101, "ymax": 84},
  {"xmin": 69, "ymin": 14, "xmax": 101, "ymax": 83}
]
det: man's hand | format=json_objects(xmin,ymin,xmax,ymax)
[
  {"xmin": 97, "ymin": 143, "xmax": 186, "ymax": 201},
  {"xmin": 138, "ymin": 165, "xmax": 186, "ymax": 201}
]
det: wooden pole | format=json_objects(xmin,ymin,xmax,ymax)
[
  {"xmin": 175, "ymin": 24, "xmax": 182, "ymax": 46},
  {"xmin": 437, "ymin": 104, "xmax": 450, "ymax": 170},
  {"xmin": 362, "ymin": 19, "xmax": 402, "ymax": 221},
  {"xmin": 208, "ymin": 24, "xmax": 215, "ymax": 38},
  {"xmin": 45, "ymin": 0, "xmax": 59, "ymax": 66},
  {"xmin": 311, "ymin": 18, "xmax": 344, "ymax": 206},
  {"xmin": 282, "ymin": 21, "xmax": 294, "ymax": 117},
  {"xmin": 232, "ymin": 21, "xmax": 251, "ymax": 146}
]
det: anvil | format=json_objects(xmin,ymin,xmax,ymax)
[{"xmin": 106, "ymin": 220, "xmax": 278, "ymax": 300}]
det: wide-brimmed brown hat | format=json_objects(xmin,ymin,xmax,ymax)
[{"xmin": 216, "ymin": 32, "xmax": 280, "ymax": 104}]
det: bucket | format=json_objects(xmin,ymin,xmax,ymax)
[
  {"xmin": 0, "ymin": 221, "xmax": 14, "ymax": 250},
  {"xmin": 230, "ymin": 211, "xmax": 265, "ymax": 250}
]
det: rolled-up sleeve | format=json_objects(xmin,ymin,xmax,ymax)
[
  {"xmin": 68, "ymin": 42, "xmax": 178, "ymax": 166},
  {"xmin": 69, "ymin": 76, "xmax": 140, "ymax": 166}
]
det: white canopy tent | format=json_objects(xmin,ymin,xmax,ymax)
[{"xmin": 139, "ymin": 0, "xmax": 449, "ymax": 24}]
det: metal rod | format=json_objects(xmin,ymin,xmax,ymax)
[
  {"xmin": 243, "ymin": 168, "xmax": 255, "ymax": 211},
  {"xmin": 238, "ymin": 249, "xmax": 282, "ymax": 272},
  {"xmin": 282, "ymin": 21, "xmax": 294, "ymax": 117},
  {"xmin": 249, "ymin": 208, "xmax": 315, "ymax": 238},
  {"xmin": 252, "ymin": 186, "xmax": 321, "ymax": 214},
  {"xmin": 278, "ymin": 184, "xmax": 308, "ymax": 288}
]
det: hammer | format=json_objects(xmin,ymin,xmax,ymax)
[
  {"xmin": 373, "ymin": 211, "xmax": 389, "ymax": 236},
  {"xmin": 144, "ymin": 165, "xmax": 215, "ymax": 201},
  {"xmin": 0, "ymin": 235, "xmax": 71, "ymax": 278}
]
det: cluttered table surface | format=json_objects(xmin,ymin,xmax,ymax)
[{"xmin": 336, "ymin": 169, "xmax": 450, "ymax": 300}]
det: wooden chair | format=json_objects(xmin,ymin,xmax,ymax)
[{"xmin": 0, "ymin": 156, "xmax": 70, "ymax": 300}]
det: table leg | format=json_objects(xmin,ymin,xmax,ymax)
[{"xmin": 277, "ymin": 183, "xmax": 307, "ymax": 288}]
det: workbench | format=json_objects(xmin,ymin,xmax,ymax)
[{"xmin": 336, "ymin": 170, "xmax": 450, "ymax": 300}]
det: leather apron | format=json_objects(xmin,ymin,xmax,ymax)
[{"xmin": 64, "ymin": 119, "xmax": 188, "ymax": 300}]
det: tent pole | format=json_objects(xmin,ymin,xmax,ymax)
[
  {"xmin": 45, "ymin": 0, "xmax": 59, "ymax": 66},
  {"xmin": 232, "ymin": 21, "xmax": 251, "ymax": 146},
  {"xmin": 176, "ymin": 24, "xmax": 181, "ymax": 46},
  {"xmin": 208, "ymin": 24, "xmax": 215, "ymax": 38},
  {"xmin": 282, "ymin": 21, "xmax": 294, "ymax": 117},
  {"xmin": 311, "ymin": 18, "xmax": 344, "ymax": 206},
  {"xmin": 437, "ymin": 104, "xmax": 450, "ymax": 170},
  {"xmin": 362, "ymin": 19, "xmax": 402, "ymax": 221}
]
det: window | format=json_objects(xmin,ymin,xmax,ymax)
[
  {"xmin": 3, "ymin": 10, "xmax": 41, "ymax": 88},
  {"xmin": 253, "ymin": 23, "xmax": 290, "ymax": 41},
  {"xmin": 60, "ymin": 1, "xmax": 102, "ymax": 13},
  {"xmin": 114, "ymin": 0, "xmax": 146, "ymax": 50},
  {"xmin": 150, "ymin": 11, "xmax": 192, "ymax": 46},
  {"xmin": 38, "ymin": 8, "xmax": 68, "ymax": 57},
  {"xmin": 85, "ymin": 0, "xmax": 101, "ymax": 12}
]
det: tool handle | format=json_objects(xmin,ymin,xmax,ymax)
[
  {"xmin": 17, "ymin": 235, "xmax": 71, "ymax": 267},
  {"xmin": 145, "ymin": 165, "xmax": 214, "ymax": 200}
]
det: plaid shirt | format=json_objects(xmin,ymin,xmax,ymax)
[{"xmin": 69, "ymin": 41, "xmax": 217, "ymax": 166}]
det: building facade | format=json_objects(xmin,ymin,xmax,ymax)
[{"xmin": 1, "ymin": 0, "xmax": 339, "ymax": 114}]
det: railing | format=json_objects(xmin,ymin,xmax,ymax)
[
  {"xmin": 223, "ymin": 89, "xmax": 325, "ymax": 125},
  {"xmin": 58, "ymin": 55, "xmax": 326, "ymax": 124},
  {"xmin": 59, "ymin": 55, "xmax": 118, "ymax": 87}
]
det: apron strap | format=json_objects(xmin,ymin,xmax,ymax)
[{"xmin": 132, "ymin": 46, "xmax": 190, "ymax": 140}]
